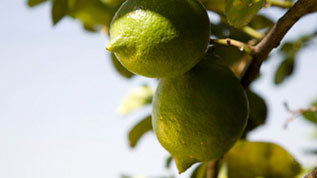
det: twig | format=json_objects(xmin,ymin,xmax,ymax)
[
  {"xmin": 210, "ymin": 38, "xmax": 252, "ymax": 54},
  {"xmin": 241, "ymin": 0, "xmax": 317, "ymax": 88},
  {"xmin": 266, "ymin": 0, "xmax": 294, "ymax": 9},
  {"xmin": 283, "ymin": 102, "xmax": 317, "ymax": 128},
  {"xmin": 206, "ymin": 160, "xmax": 220, "ymax": 178}
]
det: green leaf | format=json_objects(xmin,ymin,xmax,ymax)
[
  {"xmin": 82, "ymin": 23, "xmax": 97, "ymax": 32},
  {"xmin": 210, "ymin": 22, "xmax": 252, "ymax": 42},
  {"xmin": 207, "ymin": 44, "xmax": 250, "ymax": 78},
  {"xmin": 128, "ymin": 115, "xmax": 152, "ymax": 148},
  {"xmin": 118, "ymin": 85, "xmax": 154, "ymax": 115},
  {"xmin": 165, "ymin": 156, "xmax": 173, "ymax": 169},
  {"xmin": 212, "ymin": 45, "xmax": 246, "ymax": 67},
  {"xmin": 225, "ymin": 0, "xmax": 265, "ymax": 28},
  {"xmin": 111, "ymin": 53, "xmax": 134, "ymax": 78},
  {"xmin": 274, "ymin": 57, "xmax": 295, "ymax": 85},
  {"xmin": 52, "ymin": 0, "xmax": 68, "ymax": 25},
  {"xmin": 302, "ymin": 100, "xmax": 317, "ymax": 124},
  {"xmin": 68, "ymin": 0, "xmax": 99, "ymax": 12},
  {"xmin": 275, "ymin": 32, "xmax": 316, "ymax": 85},
  {"xmin": 248, "ymin": 15, "xmax": 274, "ymax": 30},
  {"xmin": 190, "ymin": 163, "xmax": 207, "ymax": 178},
  {"xmin": 70, "ymin": 1, "xmax": 115, "ymax": 29},
  {"xmin": 27, "ymin": 0, "xmax": 47, "ymax": 7},
  {"xmin": 200, "ymin": 0, "xmax": 226, "ymax": 14},
  {"xmin": 224, "ymin": 141, "xmax": 301, "ymax": 178},
  {"xmin": 101, "ymin": 0, "xmax": 126, "ymax": 8},
  {"xmin": 243, "ymin": 90, "xmax": 267, "ymax": 136}
]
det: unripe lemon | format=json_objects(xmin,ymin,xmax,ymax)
[
  {"xmin": 152, "ymin": 60, "xmax": 249, "ymax": 173},
  {"xmin": 106, "ymin": 0, "xmax": 210, "ymax": 78}
]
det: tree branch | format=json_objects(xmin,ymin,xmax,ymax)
[
  {"xmin": 241, "ymin": 0, "xmax": 317, "ymax": 88},
  {"xmin": 305, "ymin": 167, "xmax": 317, "ymax": 178}
]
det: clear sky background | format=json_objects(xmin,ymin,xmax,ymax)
[{"xmin": 0, "ymin": 1, "xmax": 317, "ymax": 178}]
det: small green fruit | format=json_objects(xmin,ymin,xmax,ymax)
[
  {"xmin": 152, "ymin": 61, "xmax": 249, "ymax": 173},
  {"xmin": 107, "ymin": 0, "xmax": 210, "ymax": 78}
]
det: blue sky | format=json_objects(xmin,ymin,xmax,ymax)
[{"xmin": 0, "ymin": 1, "xmax": 317, "ymax": 178}]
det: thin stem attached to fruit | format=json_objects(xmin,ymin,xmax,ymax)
[{"xmin": 206, "ymin": 160, "xmax": 220, "ymax": 178}]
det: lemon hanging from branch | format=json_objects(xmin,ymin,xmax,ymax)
[
  {"xmin": 106, "ymin": 0, "xmax": 210, "ymax": 78},
  {"xmin": 152, "ymin": 60, "xmax": 249, "ymax": 173}
]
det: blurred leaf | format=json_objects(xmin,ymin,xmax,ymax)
[
  {"xmin": 212, "ymin": 45, "xmax": 246, "ymax": 67},
  {"xmin": 302, "ymin": 100, "xmax": 317, "ymax": 124},
  {"xmin": 243, "ymin": 90, "xmax": 267, "ymax": 136},
  {"xmin": 248, "ymin": 15, "xmax": 274, "ymax": 30},
  {"xmin": 165, "ymin": 156, "xmax": 173, "ymax": 169},
  {"xmin": 27, "ymin": 0, "xmax": 47, "ymax": 7},
  {"xmin": 52, "ymin": 0, "xmax": 68, "ymax": 25},
  {"xmin": 274, "ymin": 57, "xmax": 295, "ymax": 85},
  {"xmin": 101, "ymin": 0, "xmax": 126, "ymax": 8},
  {"xmin": 208, "ymin": 44, "xmax": 251, "ymax": 78},
  {"xmin": 71, "ymin": 1, "xmax": 115, "ymax": 32},
  {"xmin": 118, "ymin": 85, "xmax": 154, "ymax": 115},
  {"xmin": 200, "ymin": 0, "xmax": 226, "ymax": 14},
  {"xmin": 225, "ymin": 0, "xmax": 265, "ymax": 28},
  {"xmin": 190, "ymin": 163, "xmax": 207, "ymax": 178},
  {"xmin": 210, "ymin": 22, "xmax": 252, "ymax": 42},
  {"xmin": 275, "ymin": 32, "xmax": 317, "ymax": 85},
  {"xmin": 111, "ymin": 54, "xmax": 135, "ymax": 78},
  {"xmin": 82, "ymin": 23, "xmax": 97, "ymax": 32},
  {"xmin": 68, "ymin": 0, "xmax": 99, "ymax": 12},
  {"xmin": 224, "ymin": 141, "xmax": 301, "ymax": 178},
  {"xmin": 128, "ymin": 115, "xmax": 152, "ymax": 148}
]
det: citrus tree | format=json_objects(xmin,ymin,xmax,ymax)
[{"xmin": 27, "ymin": 0, "xmax": 317, "ymax": 177}]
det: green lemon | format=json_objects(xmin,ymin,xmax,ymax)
[
  {"xmin": 106, "ymin": 0, "xmax": 210, "ymax": 78},
  {"xmin": 152, "ymin": 60, "xmax": 249, "ymax": 173}
]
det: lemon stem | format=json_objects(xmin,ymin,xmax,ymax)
[{"xmin": 206, "ymin": 160, "xmax": 220, "ymax": 178}]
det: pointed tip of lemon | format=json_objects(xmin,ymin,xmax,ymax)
[
  {"xmin": 106, "ymin": 35, "xmax": 125, "ymax": 52},
  {"xmin": 174, "ymin": 156, "xmax": 197, "ymax": 174}
]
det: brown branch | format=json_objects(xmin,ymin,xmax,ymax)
[
  {"xmin": 305, "ymin": 167, "xmax": 317, "ymax": 178},
  {"xmin": 241, "ymin": 0, "xmax": 317, "ymax": 88},
  {"xmin": 206, "ymin": 160, "xmax": 220, "ymax": 178},
  {"xmin": 283, "ymin": 102, "xmax": 317, "ymax": 128}
]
